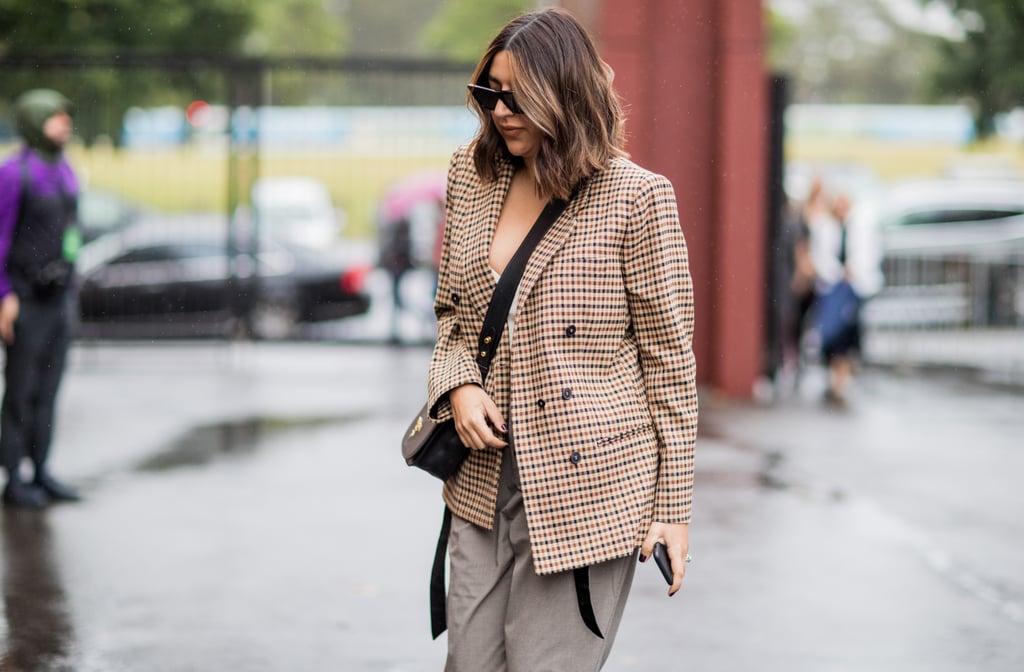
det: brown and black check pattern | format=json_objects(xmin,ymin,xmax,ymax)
[{"xmin": 427, "ymin": 145, "xmax": 697, "ymax": 575}]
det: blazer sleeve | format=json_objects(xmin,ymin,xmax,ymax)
[
  {"xmin": 622, "ymin": 173, "xmax": 698, "ymax": 524},
  {"xmin": 426, "ymin": 148, "xmax": 483, "ymax": 421}
]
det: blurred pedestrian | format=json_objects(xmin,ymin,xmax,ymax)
[
  {"xmin": 810, "ymin": 191, "xmax": 861, "ymax": 404},
  {"xmin": 379, "ymin": 213, "xmax": 414, "ymax": 343},
  {"xmin": 783, "ymin": 177, "xmax": 825, "ymax": 378},
  {"xmin": 0, "ymin": 89, "xmax": 82, "ymax": 508},
  {"xmin": 378, "ymin": 176, "xmax": 446, "ymax": 343},
  {"xmin": 424, "ymin": 8, "xmax": 697, "ymax": 670}
]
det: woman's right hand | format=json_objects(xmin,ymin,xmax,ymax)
[{"xmin": 449, "ymin": 384, "xmax": 508, "ymax": 451}]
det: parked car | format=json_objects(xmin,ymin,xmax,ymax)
[
  {"xmin": 866, "ymin": 178, "xmax": 1024, "ymax": 327},
  {"xmin": 75, "ymin": 215, "xmax": 372, "ymax": 339},
  {"xmin": 77, "ymin": 187, "xmax": 145, "ymax": 242},
  {"xmin": 877, "ymin": 178, "xmax": 1024, "ymax": 255},
  {"xmin": 251, "ymin": 176, "xmax": 345, "ymax": 250}
]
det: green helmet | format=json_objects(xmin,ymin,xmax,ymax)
[{"xmin": 14, "ymin": 88, "xmax": 75, "ymax": 153}]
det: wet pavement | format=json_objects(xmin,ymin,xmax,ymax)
[{"xmin": 1, "ymin": 342, "xmax": 1023, "ymax": 671}]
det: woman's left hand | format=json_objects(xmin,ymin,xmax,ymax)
[{"xmin": 640, "ymin": 522, "xmax": 689, "ymax": 596}]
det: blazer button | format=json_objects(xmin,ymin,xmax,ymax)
[
  {"xmin": 569, "ymin": 451, "xmax": 582, "ymax": 465},
  {"xmin": 451, "ymin": 293, "xmax": 461, "ymax": 305},
  {"xmin": 561, "ymin": 387, "xmax": 573, "ymax": 400},
  {"xmin": 564, "ymin": 324, "xmax": 576, "ymax": 337},
  {"xmin": 537, "ymin": 399, "xmax": 546, "ymax": 409}
]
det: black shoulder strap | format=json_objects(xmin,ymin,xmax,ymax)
[{"xmin": 473, "ymin": 192, "xmax": 574, "ymax": 381}]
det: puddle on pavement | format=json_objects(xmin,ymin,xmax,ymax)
[
  {"xmin": 0, "ymin": 414, "xmax": 367, "ymax": 670},
  {"xmin": 698, "ymin": 422, "xmax": 796, "ymax": 492},
  {"xmin": 134, "ymin": 414, "xmax": 365, "ymax": 472},
  {"xmin": 696, "ymin": 461, "xmax": 791, "ymax": 490},
  {"xmin": 756, "ymin": 451, "xmax": 790, "ymax": 490},
  {"xmin": 1, "ymin": 510, "xmax": 76, "ymax": 672}
]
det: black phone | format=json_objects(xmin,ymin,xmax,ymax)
[{"xmin": 652, "ymin": 542, "xmax": 672, "ymax": 585}]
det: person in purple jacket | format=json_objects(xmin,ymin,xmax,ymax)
[{"xmin": 0, "ymin": 89, "xmax": 82, "ymax": 508}]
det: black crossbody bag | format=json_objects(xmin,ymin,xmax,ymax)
[{"xmin": 401, "ymin": 193, "xmax": 573, "ymax": 480}]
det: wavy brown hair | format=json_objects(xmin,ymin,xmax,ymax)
[{"xmin": 468, "ymin": 8, "xmax": 627, "ymax": 200}]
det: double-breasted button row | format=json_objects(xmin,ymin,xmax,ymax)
[
  {"xmin": 531, "ymin": 387, "xmax": 580, "ymax": 464},
  {"xmin": 564, "ymin": 324, "xmax": 577, "ymax": 337},
  {"xmin": 536, "ymin": 387, "xmax": 574, "ymax": 409},
  {"xmin": 451, "ymin": 293, "xmax": 461, "ymax": 305}
]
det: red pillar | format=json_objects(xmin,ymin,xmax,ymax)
[
  {"xmin": 575, "ymin": 0, "xmax": 768, "ymax": 397},
  {"xmin": 713, "ymin": 1, "xmax": 769, "ymax": 397}
]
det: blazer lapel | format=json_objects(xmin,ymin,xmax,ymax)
[
  {"xmin": 515, "ymin": 191, "xmax": 582, "ymax": 310},
  {"xmin": 465, "ymin": 162, "xmax": 515, "ymax": 319}
]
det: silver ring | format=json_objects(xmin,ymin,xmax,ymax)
[{"xmin": 686, "ymin": 554, "xmax": 693, "ymax": 564}]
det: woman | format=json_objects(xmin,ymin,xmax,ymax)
[
  {"xmin": 809, "ymin": 191, "xmax": 861, "ymax": 403},
  {"xmin": 426, "ymin": 9, "xmax": 697, "ymax": 670}
]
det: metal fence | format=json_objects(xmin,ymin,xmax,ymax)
[
  {"xmin": 868, "ymin": 251, "xmax": 1024, "ymax": 328},
  {"xmin": 862, "ymin": 239, "xmax": 1024, "ymax": 379},
  {"xmin": 2, "ymin": 53, "xmax": 475, "ymax": 341}
]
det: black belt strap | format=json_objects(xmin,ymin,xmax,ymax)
[
  {"xmin": 430, "ymin": 506, "xmax": 453, "ymax": 639},
  {"xmin": 431, "ymin": 510, "xmax": 603, "ymax": 639},
  {"xmin": 574, "ymin": 567, "xmax": 605, "ymax": 638}
]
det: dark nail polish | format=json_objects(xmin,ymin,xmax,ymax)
[
  {"xmin": 501, "ymin": 424, "xmax": 507, "ymax": 432},
  {"xmin": 638, "ymin": 554, "xmax": 647, "ymax": 563}
]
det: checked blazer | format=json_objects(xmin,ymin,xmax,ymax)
[{"xmin": 427, "ymin": 144, "xmax": 698, "ymax": 576}]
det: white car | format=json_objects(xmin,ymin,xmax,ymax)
[
  {"xmin": 878, "ymin": 178, "xmax": 1024, "ymax": 257},
  {"xmin": 868, "ymin": 178, "xmax": 1024, "ymax": 327},
  {"xmin": 250, "ymin": 176, "xmax": 345, "ymax": 250}
]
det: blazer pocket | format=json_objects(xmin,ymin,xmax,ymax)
[
  {"xmin": 595, "ymin": 422, "xmax": 654, "ymax": 447},
  {"xmin": 579, "ymin": 423, "xmax": 660, "ymax": 522}
]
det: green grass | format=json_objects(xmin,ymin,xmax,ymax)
[
  {"xmin": 5, "ymin": 135, "xmax": 1023, "ymax": 239},
  {"xmin": 786, "ymin": 136, "xmax": 1024, "ymax": 181},
  {"xmin": 74, "ymin": 147, "xmax": 449, "ymax": 239},
  {"xmin": 2, "ymin": 143, "xmax": 449, "ymax": 240}
]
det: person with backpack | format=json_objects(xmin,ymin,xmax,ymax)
[{"xmin": 0, "ymin": 88, "xmax": 82, "ymax": 508}]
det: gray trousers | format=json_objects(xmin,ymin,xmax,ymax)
[{"xmin": 445, "ymin": 449, "xmax": 636, "ymax": 672}]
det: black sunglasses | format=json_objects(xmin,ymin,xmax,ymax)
[{"xmin": 467, "ymin": 84, "xmax": 522, "ymax": 114}]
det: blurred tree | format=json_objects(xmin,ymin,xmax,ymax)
[
  {"xmin": 770, "ymin": 0, "xmax": 940, "ymax": 104},
  {"xmin": 767, "ymin": 6, "xmax": 800, "ymax": 72},
  {"xmin": 246, "ymin": 0, "xmax": 349, "ymax": 106},
  {"xmin": 927, "ymin": 0, "xmax": 1024, "ymax": 138},
  {"xmin": 0, "ymin": 0, "xmax": 347, "ymax": 143},
  {"xmin": 341, "ymin": 0, "xmax": 444, "ymax": 57},
  {"xmin": 420, "ymin": 0, "xmax": 532, "ymax": 62},
  {"xmin": 245, "ymin": 0, "xmax": 348, "ymax": 57},
  {"xmin": 0, "ymin": 0, "xmax": 254, "ymax": 54}
]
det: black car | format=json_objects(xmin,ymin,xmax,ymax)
[{"xmin": 75, "ymin": 215, "xmax": 372, "ymax": 339}]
